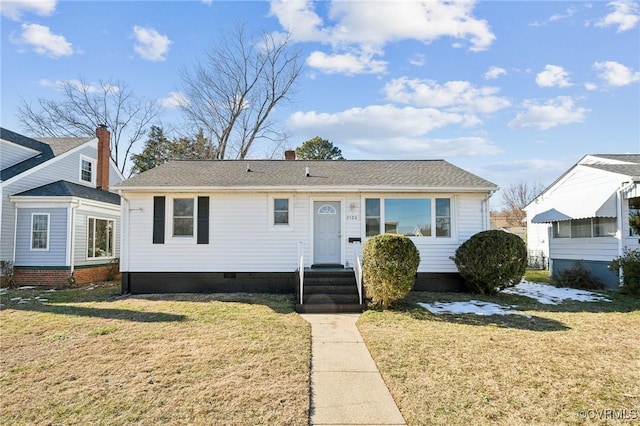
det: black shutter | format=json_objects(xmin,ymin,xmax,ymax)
[
  {"xmin": 197, "ymin": 196, "xmax": 209, "ymax": 244},
  {"xmin": 153, "ymin": 196, "xmax": 165, "ymax": 244}
]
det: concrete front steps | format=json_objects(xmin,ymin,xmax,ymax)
[{"xmin": 295, "ymin": 268, "xmax": 366, "ymax": 314}]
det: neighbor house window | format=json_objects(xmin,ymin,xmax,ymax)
[
  {"xmin": 553, "ymin": 221, "xmax": 571, "ymax": 238},
  {"xmin": 173, "ymin": 198, "xmax": 194, "ymax": 237},
  {"xmin": 594, "ymin": 217, "xmax": 616, "ymax": 237},
  {"xmin": 87, "ymin": 217, "xmax": 114, "ymax": 258},
  {"xmin": 274, "ymin": 198, "xmax": 289, "ymax": 225},
  {"xmin": 31, "ymin": 213, "xmax": 49, "ymax": 250},
  {"xmin": 553, "ymin": 218, "xmax": 616, "ymax": 238},
  {"xmin": 80, "ymin": 156, "xmax": 95, "ymax": 184},
  {"xmin": 571, "ymin": 218, "xmax": 592, "ymax": 238},
  {"xmin": 629, "ymin": 198, "xmax": 640, "ymax": 236},
  {"xmin": 365, "ymin": 197, "xmax": 452, "ymax": 238}
]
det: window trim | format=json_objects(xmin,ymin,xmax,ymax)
[
  {"xmin": 31, "ymin": 213, "xmax": 50, "ymax": 251},
  {"xmin": 86, "ymin": 216, "xmax": 116, "ymax": 259},
  {"xmin": 269, "ymin": 195, "xmax": 294, "ymax": 231},
  {"xmin": 79, "ymin": 155, "xmax": 96, "ymax": 186},
  {"xmin": 362, "ymin": 196, "xmax": 455, "ymax": 240}
]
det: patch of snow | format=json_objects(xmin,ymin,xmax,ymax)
[
  {"xmin": 502, "ymin": 281, "xmax": 610, "ymax": 305},
  {"xmin": 418, "ymin": 300, "xmax": 529, "ymax": 317},
  {"xmin": 17, "ymin": 286, "xmax": 36, "ymax": 290},
  {"xmin": 9, "ymin": 297, "xmax": 21, "ymax": 301},
  {"xmin": 0, "ymin": 288, "xmax": 7, "ymax": 295}
]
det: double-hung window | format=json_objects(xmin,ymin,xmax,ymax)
[
  {"xmin": 274, "ymin": 198, "xmax": 289, "ymax": 225},
  {"xmin": 365, "ymin": 197, "xmax": 452, "ymax": 238},
  {"xmin": 173, "ymin": 198, "xmax": 195, "ymax": 237},
  {"xmin": 80, "ymin": 155, "xmax": 95, "ymax": 185},
  {"xmin": 31, "ymin": 213, "xmax": 49, "ymax": 250}
]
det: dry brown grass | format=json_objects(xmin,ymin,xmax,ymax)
[
  {"xmin": 0, "ymin": 284, "xmax": 310, "ymax": 425},
  {"xmin": 358, "ymin": 291, "xmax": 640, "ymax": 426}
]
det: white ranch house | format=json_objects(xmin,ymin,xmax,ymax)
[
  {"xmin": 525, "ymin": 154, "xmax": 640, "ymax": 290},
  {"xmin": 115, "ymin": 155, "xmax": 497, "ymax": 312}
]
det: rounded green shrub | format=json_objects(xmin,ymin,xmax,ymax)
[
  {"xmin": 451, "ymin": 230, "xmax": 527, "ymax": 295},
  {"xmin": 609, "ymin": 248, "xmax": 640, "ymax": 295},
  {"xmin": 363, "ymin": 234, "xmax": 420, "ymax": 309}
]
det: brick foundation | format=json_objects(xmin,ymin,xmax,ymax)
[{"xmin": 13, "ymin": 263, "xmax": 120, "ymax": 288}]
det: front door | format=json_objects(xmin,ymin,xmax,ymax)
[{"xmin": 313, "ymin": 201, "xmax": 341, "ymax": 265}]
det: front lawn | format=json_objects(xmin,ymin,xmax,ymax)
[
  {"xmin": 0, "ymin": 283, "xmax": 310, "ymax": 425},
  {"xmin": 358, "ymin": 288, "xmax": 640, "ymax": 425}
]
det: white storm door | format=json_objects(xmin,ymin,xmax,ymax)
[{"xmin": 313, "ymin": 201, "xmax": 341, "ymax": 264}]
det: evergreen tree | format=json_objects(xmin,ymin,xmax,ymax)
[{"xmin": 295, "ymin": 137, "xmax": 344, "ymax": 160}]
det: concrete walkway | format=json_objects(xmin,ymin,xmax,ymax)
[{"xmin": 301, "ymin": 314, "xmax": 406, "ymax": 426}]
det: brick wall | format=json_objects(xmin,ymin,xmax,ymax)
[
  {"xmin": 74, "ymin": 265, "xmax": 120, "ymax": 284},
  {"xmin": 13, "ymin": 268, "xmax": 71, "ymax": 288},
  {"xmin": 13, "ymin": 264, "xmax": 120, "ymax": 288}
]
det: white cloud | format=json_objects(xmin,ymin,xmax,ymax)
[
  {"xmin": 596, "ymin": 1, "xmax": 639, "ymax": 32},
  {"xmin": 1, "ymin": 0, "xmax": 56, "ymax": 20},
  {"xmin": 536, "ymin": 65, "xmax": 572, "ymax": 88},
  {"xmin": 133, "ymin": 25, "xmax": 171, "ymax": 62},
  {"xmin": 289, "ymin": 104, "xmax": 465, "ymax": 138},
  {"xmin": 306, "ymin": 50, "xmax": 387, "ymax": 75},
  {"xmin": 409, "ymin": 54, "xmax": 426, "ymax": 67},
  {"xmin": 484, "ymin": 66, "xmax": 507, "ymax": 80},
  {"xmin": 508, "ymin": 96, "xmax": 588, "ymax": 130},
  {"xmin": 585, "ymin": 82, "xmax": 598, "ymax": 91},
  {"xmin": 593, "ymin": 61, "xmax": 640, "ymax": 86},
  {"xmin": 383, "ymin": 77, "xmax": 511, "ymax": 114},
  {"xmin": 287, "ymin": 104, "xmax": 502, "ymax": 158},
  {"xmin": 270, "ymin": 0, "xmax": 495, "ymax": 74},
  {"xmin": 14, "ymin": 23, "xmax": 73, "ymax": 58},
  {"xmin": 158, "ymin": 91, "xmax": 189, "ymax": 108},
  {"xmin": 530, "ymin": 5, "xmax": 578, "ymax": 26},
  {"xmin": 201, "ymin": 0, "xmax": 213, "ymax": 5}
]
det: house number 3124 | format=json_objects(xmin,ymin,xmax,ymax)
[{"xmin": 346, "ymin": 215, "xmax": 359, "ymax": 220}]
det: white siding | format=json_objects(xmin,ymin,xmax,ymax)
[
  {"xmin": 550, "ymin": 236, "xmax": 618, "ymax": 262},
  {"xmin": 123, "ymin": 191, "xmax": 489, "ymax": 274}
]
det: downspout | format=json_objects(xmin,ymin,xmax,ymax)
[
  {"xmin": 69, "ymin": 201, "xmax": 79, "ymax": 280},
  {"xmin": 12, "ymin": 206, "xmax": 18, "ymax": 263}
]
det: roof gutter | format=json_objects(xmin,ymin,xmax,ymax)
[{"xmin": 111, "ymin": 185, "xmax": 499, "ymax": 194}]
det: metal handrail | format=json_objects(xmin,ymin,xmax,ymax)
[
  {"xmin": 297, "ymin": 241, "xmax": 304, "ymax": 304},
  {"xmin": 352, "ymin": 242, "xmax": 363, "ymax": 305}
]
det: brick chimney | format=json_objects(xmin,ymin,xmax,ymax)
[
  {"xmin": 284, "ymin": 149, "xmax": 296, "ymax": 160},
  {"xmin": 96, "ymin": 125, "xmax": 110, "ymax": 190}
]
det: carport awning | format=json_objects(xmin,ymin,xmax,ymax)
[{"xmin": 531, "ymin": 191, "xmax": 617, "ymax": 224}]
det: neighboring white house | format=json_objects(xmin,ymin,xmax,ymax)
[
  {"xmin": 525, "ymin": 154, "xmax": 640, "ymax": 289},
  {"xmin": 0, "ymin": 126, "xmax": 123, "ymax": 286},
  {"xmin": 114, "ymin": 154, "xmax": 498, "ymax": 295}
]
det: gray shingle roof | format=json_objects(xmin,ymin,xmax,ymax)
[
  {"xmin": 115, "ymin": 160, "xmax": 497, "ymax": 191},
  {"xmin": 36, "ymin": 137, "xmax": 93, "ymax": 156},
  {"xmin": 590, "ymin": 154, "xmax": 640, "ymax": 164},
  {"xmin": 1, "ymin": 128, "xmax": 93, "ymax": 181},
  {"xmin": 12, "ymin": 180, "xmax": 120, "ymax": 205},
  {"xmin": 584, "ymin": 163, "xmax": 640, "ymax": 176}
]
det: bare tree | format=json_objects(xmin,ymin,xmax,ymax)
[
  {"xmin": 179, "ymin": 24, "xmax": 303, "ymax": 159},
  {"xmin": 18, "ymin": 78, "xmax": 160, "ymax": 176},
  {"xmin": 501, "ymin": 181, "xmax": 546, "ymax": 227}
]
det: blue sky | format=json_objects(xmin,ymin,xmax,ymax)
[{"xmin": 1, "ymin": 0, "xmax": 639, "ymax": 208}]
